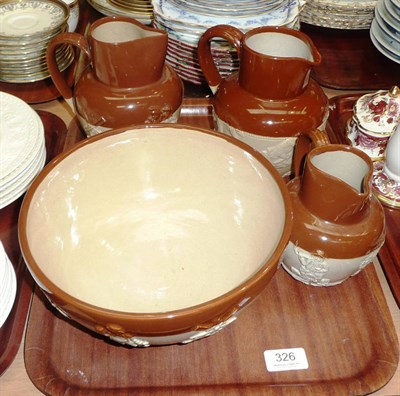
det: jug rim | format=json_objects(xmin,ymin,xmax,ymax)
[
  {"xmin": 307, "ymin": 143, "xmax": 373, "ymax": 194},
  {"xmin": 89, "ymin": 15, "xmax": 167, "ymax": 41},
  {"xmin": 242, "ymin": 25, "xmax": 322, "ymax": 65}
]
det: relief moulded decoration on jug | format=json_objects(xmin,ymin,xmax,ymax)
[
  {"xmin": 47, "ymin": 16, "xmax": 184, "ymax": 137},
  {"xmin": 197, "ymin": 25, "xmax": 329, "ymax": 176},
  {"xmin": 281, "ymin": 136, "xmax": 386, "ymax": 286}
]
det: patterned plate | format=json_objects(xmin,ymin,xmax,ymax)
[
  {"xmin": 0, "ymin": 0, "xmax": 69, "ymax": 38},
  {"xmin": 0, "ymin": 93, "xmax": 46, "ymax": 208},
  {"xmin": 370, "ymin": 21, "xmax": 400, "ymax": 63},
  {"xmin": 300, "ymin": 0, "xmax": 377, "ymax": 29},
  {"xmin": 153, "ymin": 0, "xmax": 303, "ymax": 85},
  {"xmin": 88, "ymin": 0, "xmax": 152, "ymax": 24}
]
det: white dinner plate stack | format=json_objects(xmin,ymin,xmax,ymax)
[
  {"xmin": 152, "ymin": 0, "xmax": 305, "ymax": 85},
  {"xmin": 300, "ymin": 0, "xmax": 378, "ymax": 29},
  {"xmin": 87, "ymin": 0, "xmax": 153, "ymax": 25},
  {"xmin": 370, "ymin": 0, "xmax": 400, "ymax": 63},
  {"xmin": 0, "ymin": 241, "xmax": 17, "ymax": 328},
  {"xmin": 0, "ymin": 92, "xmax": 46, "ymax": 209},
  {"xmin": 0, "ymin": 0, "xmax": 74, "ymax": 83}
]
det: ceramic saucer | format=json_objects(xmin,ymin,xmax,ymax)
[
  {"xmin": 0, "ymin": 0, "xmax": 69, "ymax": 37},
  {"xmin": 87, "ymin": 0, "xmax": 152, "ymax": 24},
  {"xmin": 0, "ymin": 0, "xmax": 72, "ymax": 83},
  {"xmin": 375, "ymin": 0, "xmax": 400, "ymax": 41},
  {"xmin": 384, "ymin": 0, "xmax": 400, "ymax": 21},
  {"xmin": 371, "ymin": 18, "xmax": 400, "ymax": 56},
  {"xmin": 391, "ymin": 0, "xmax": 400, "ymax": 14},
  {"xmin": 370, "ymin": 19, "xmax": 400, "ymax": 63},
  {"xmin": 300, "ymin": 0, "xmax": 376, "ymax": 29},
  {"xmin": 375, "ymin": 6, "xmax": 400, "ymax": 43},
  {"xmin": 152, "ymin": 0, "xmax": 303, "ymax": 85}
]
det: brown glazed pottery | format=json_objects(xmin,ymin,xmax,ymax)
[
  {"xmin": 197, "ymin": 25, "xmax": 329, "ymax": 176},
  {"xmin": 47, "ymin": 16, "xmax": 183, "ymax": 136},
  {"xmin": 282, "ymin": 137, "xmax": 386, "ymax": 286},
  {"xmin": 18, "ymin": 124, "xmax": 292, "ymax": 346}
]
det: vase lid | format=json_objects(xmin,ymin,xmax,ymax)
[{"xmin": 352, "ymin": 86, "xmax": 400, "ymax": 137}]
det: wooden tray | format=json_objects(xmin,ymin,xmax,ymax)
[
  {"xmin": 326, "ymin": 94, "xmax": 400, "ymax": 308},
  {"xmin": 24, "ymin": 99, "xmax": 399, "ymax": 395},
  {"xmin": 0, "ymin": 111, "xmax": 67, "ymax": 377}
]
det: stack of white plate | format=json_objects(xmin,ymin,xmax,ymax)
[
  {"xmin": 87, "ymin": 0, "xmax": 153, "ymax": 25},
  {"xmin": 0, "ymin": 241, "xmax": 17, "ymax": 328},
  {"xmin": 370, "ymin": 0, "xmax": 400, "ymax": 63},
  {"xmin": 0, "ymin": 92, "xmax": 46, "ymax": 209},
  {"xmin": 0, "ymin": 0, "xmax": 74, "ymax": 83},
  {"xmin": 300, "ymin": 0, "xmax": 377, "ymax": 29},
  {"xmin": 152, "ymin": 0, "xmax": 305, "ymax": 85}
]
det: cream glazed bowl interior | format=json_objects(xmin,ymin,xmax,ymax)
[{"xmin": 18, "ymin": 124, "xmax": 292, "ymax": 347}]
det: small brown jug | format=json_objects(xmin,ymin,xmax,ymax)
[
  {"xmin": 47, "ymin": 16, "xmax": 184, "ymax": 136},
  {"xmin": 281, "ymin": 134, "xmax": 386, "ymax": 286},
  {"xmin": 197, "ymin": 25, "xmax": 329, "ymax": 176}
]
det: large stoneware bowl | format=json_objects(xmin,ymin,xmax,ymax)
[{"xmin": 19, "ymin": 124, "xmax": 292, "ymax": 347}]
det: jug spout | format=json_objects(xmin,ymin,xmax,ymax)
[
  {"xmin": 89, "ymin": 17, "xmax": 168, "ymax": 88},
  {"xmin": 298, "ymin": 145, "xmax": 373, "ymax": 224},
  {"xmin": 239, "ymin": 26, "xmax": 321, "ymax": 100}
]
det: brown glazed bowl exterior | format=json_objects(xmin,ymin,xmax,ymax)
[{"xmin": 18, "ymin": 124, "xmax": 292, "ymax": 347}]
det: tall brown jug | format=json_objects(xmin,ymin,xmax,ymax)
[{"xmin": 198, "ymin": 25, "xmax": 329, "ymax": 176}]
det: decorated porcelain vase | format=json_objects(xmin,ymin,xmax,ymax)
[{"xmin": 347, "ymin": 86, "xmax": 400, "ymax": 161}]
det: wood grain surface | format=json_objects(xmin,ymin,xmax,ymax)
[
  {"xmin": 24, "ymin": 264, "xmax": 398, "ymax": 395},
  {"xmin": 301, "ymin": 23, "xmax": 400, "ymax": 90},
  {"xmin": 0, "ymin": 111, "xmax": 67, "ymax": 376},
  {"xmin": 326, "ymin": 94, "xmax": 400, "ymax": 308},
  {"xmin": 23, "ymin": 99, "xmax": 399, "ymax": 395}
]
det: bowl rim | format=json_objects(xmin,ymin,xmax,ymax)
[{"xmin": 18, "ymin": 123, "xmax": 293, "ymax": 327}]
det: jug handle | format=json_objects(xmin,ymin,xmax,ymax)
[
  {"xmin": 197, "ymin": 25, "xmax": 243, "ymax": 94},
  {"xmin": 46, "ymin": 32, "xmax": 92, "ymax": 101},
  {"xmin": 293, "ymin": 130, "xmax": 330, "ymax": 178}
]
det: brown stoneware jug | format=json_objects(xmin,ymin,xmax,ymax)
[
  {"xmin": 47, "ymin": 16, "xmax": 184, "ymax": 136},
  {"xmin": 282, "ymin": 135, "xmax": 386, "ymax": 286},
  {"xmin": 197, "ymin": 25, "xmax": 329, "ymax": 176}
]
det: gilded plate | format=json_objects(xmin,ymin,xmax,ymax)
[{"xmin": 0, "ymin": 0, "xmax": 69, "ymax": 37}]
